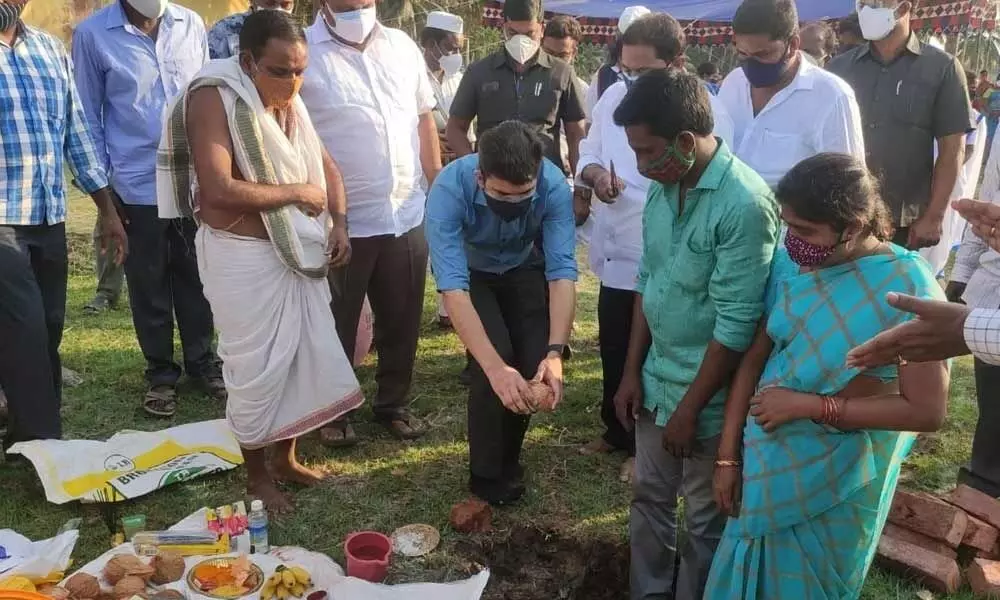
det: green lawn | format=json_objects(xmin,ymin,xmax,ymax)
[{"xmin": 0, "ymin": 195, "xmax": 983, "ymax": 599}]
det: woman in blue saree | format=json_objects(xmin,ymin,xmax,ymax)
[{"xmin": 704, "ymin": 154, "xmax": 951, "ymax": 599}]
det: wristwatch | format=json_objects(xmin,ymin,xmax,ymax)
[{"xmin": 546, "ymin": 343, "xmax": 567, "ymax": 357}]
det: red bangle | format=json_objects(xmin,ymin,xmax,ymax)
[{"xmin": 818, "ymin": 395, "xmax": 844, "ymax": 426}]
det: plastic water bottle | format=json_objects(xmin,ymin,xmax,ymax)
[{"xmin": 248, "ymin": 500, "xmax": 269, "ymax": 554}]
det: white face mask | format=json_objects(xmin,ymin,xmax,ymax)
[
  {"xmin": 127, "ymin": 0, "xmax": 168, "ymax": 19},
  {"xmin": 858, "ymin": 4, "xmax": 899, "ymax": 41},
  {"xmin": 439, "ymin": 52, "xmax": 463, "ymax": 76},
  {"xmin": 256, "ymin": 6, "xmax": 293, "ymax": 14},
  {"xmin": 322, "ymin": 5, "xmax": 377, "ymax": 44},
  {"xmin": 505, "ymin": 34, "xmax": 539, "ymax": 64}
]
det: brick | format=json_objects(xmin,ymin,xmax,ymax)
[
  {"xmin": 967, "ymin": 558, "xmax": 1000, "ymax": 597},
  {"xmin": 876, "ymin": 536, "xmax": 961, "ymax": 594},
  {"xmin": 963, "ymin": 514, "xmax": 1000, "ymax": 557},
  {"xmin": 889, "ymin": 489, "xmax": 969, "ymax": 548},
  {"xmin": 882, "ymin": 523, "xmax": 957, "ymax": 560},
  {"xmin": 947, "ymin": 485, "xmax": 1000, "ymax": 530}
]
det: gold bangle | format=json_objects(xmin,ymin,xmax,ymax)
[{"xmin": 715, "ymin": 459, "xmax": 742, "ymax": 468}]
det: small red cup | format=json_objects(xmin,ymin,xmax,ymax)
[{"xmin": 344, "ymin": 531, "xmax": 392, "ymax": 582}]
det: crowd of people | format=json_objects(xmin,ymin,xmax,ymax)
[{"xmin": 3, "ymin": 0, "xmax": 1000, "ymax": 596}]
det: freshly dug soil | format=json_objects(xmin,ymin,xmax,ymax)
[{"xmin": 456, "ymin": 526, "xmax": 629, "ymax": 600}]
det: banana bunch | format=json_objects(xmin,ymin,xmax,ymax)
[{"xmin": 261, "ymin": 566, "xmax": 312, "ymax": 600}]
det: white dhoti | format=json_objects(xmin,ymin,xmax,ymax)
[{"xmin": 196, "ymin": 227, "xmax": 363, "ymax": 449}]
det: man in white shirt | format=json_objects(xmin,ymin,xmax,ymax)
[
  {"xmin": 942, "ymin": 145, "xmax": 1000, "ymax": 497},
  {"xmin": 586, "ymin": 5, "xmax": 651, "ymax": 116},
  {"xmin": 420, "ymin": 10, "xmax": 466, "ymax": 329},
  {"xmin": 718, "ymin": 0, "xmax": 865, "ymax": 189},
  {"xmin": 302, "ymin": 0, "xmax": 442, "ymax": 444},
  {"xmin": 575, "ymin": 12, "xmax": 734, "ymax": 484},
  {"xmin": 421, "ymin": 10, "xmax": 465, "ymax": 147}
]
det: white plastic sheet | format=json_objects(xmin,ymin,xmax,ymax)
[
  {"xmin": 7, "ymin": 421, "xmax": 242, "ymax": 504},
  {"xmin": 0, "ymin": 527, "xmax": 78, "ymax": 580},
  {"xmin": 64, "ymin": 510, "xmax": 489, "ymax": 600}
]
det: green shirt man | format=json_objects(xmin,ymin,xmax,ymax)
[
  {"xmin": 610, "ymin": 68, "xmax": 778, "ymax": 600},
  {"xmin": 637, "ymin": 140, "xmax": 778, "ymax": 439}
]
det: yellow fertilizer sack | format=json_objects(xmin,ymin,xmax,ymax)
[{"xmin": 7, "ymin": 421, "xmax": 242, "ymax": 504}]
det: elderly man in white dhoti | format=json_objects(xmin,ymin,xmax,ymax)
[{"xmin": 156, "ymin": 9, "xmax": 363, "ymax": 512}]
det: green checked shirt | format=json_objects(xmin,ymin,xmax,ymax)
[{"xmin": 637, "ymin": 140, "xmax": 779, "ymax": 438}]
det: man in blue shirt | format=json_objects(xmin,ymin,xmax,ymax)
[
  {"xmin": 207, "ymin": 0, "xmax": 294, "ymax": 60},
  {"xmin": 73, "ymin": 0, "xmax": 218, "ymax": 418},
  {"xmin": 426, "ymin": 121, "xmax": 577, "ymax": 505},
  {"xmin": 0, "ymin": 0, "xmax": 127, "ymax": 445}
]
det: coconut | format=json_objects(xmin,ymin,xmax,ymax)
[
  {"xmin": 65, "ymin": 574, "xmax": 101, "ymax": 599},
  {"xmin": 526, "ymin": 381, "xmax": 555, "ymax": 412},
  {"xmin": 149, "ymin": 590, "xmax": 185, "ymax": 600},
  {"xmin": 104, "ymin": 556, "xmax": 154, "ymax": 585},
  {"xmin": 149, "ymin": 553, "xmax": 185, "ymax": 585},
  {"xmin": 112, "ymin": 576, "xmax": 146, "ymax": 600}
]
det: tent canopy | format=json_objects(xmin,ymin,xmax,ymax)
[{"xmin": 494, "ymin": 0, "xmax": 856, "ymax": 22}]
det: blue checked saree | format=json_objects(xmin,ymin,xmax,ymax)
[{"xmin": 704, "ymin": 245, "xmax": 944, "ymax": 599}]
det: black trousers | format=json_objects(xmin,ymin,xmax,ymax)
[
  {"xmin": 328, "ymin": 224, "xmax": 428, "ymax": 419},
  {"xmin": 598, "ymin": 285, "xmax": 636, "ymax": 455},
  {"xmin": 121, "ymin": 205, "xmax": 216, "ymax": 387},
  {"xmin": 964, "ymin": 359, "xmax": 1000, "ymax": 496},
  {"xmin": 0, "ymin": 224, "xmax": 66, "ymax": 444},
  {"xmin": 468, "ymin": 262, "xmax": 549, "ymax": 482}
]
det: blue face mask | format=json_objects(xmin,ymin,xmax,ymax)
[{"xmin": 742, "ymin": 44, "xmax": 791, "ymax": 88}]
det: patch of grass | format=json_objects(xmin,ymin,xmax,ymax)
[{"xmin": 0, "ymin": 196, "xmax": 982, "ymax": 599}]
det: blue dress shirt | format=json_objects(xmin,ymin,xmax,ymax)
[
  {"xmin": 207, "ymin": 11, "xmax": 248, "ymax": 60},
  {"xmin": 426, "ymin": 154, "xmax": 578, "ymax": 292},
  {"xmin": 72, "ymin": 2, "xmax": 208, "ymax": 206},
  {"xmin": 0, "ymin": 25, "xmax": 108, "ymax": 225}
]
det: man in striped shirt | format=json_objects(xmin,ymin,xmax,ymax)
[{"xmin": 0, "ymin": 0, "xmax": 127, "ymax": 446}]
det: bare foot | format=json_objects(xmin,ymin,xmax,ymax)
[
  {"xmin": 248, "ymin": 476, "xmax": 294, "ymax": 514},
  {"xmin": 270, "ymin": 456, "xmax": 326, "ymax": 487}
]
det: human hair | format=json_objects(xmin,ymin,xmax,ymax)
[
  {"xmin": 419, "ymin": 26, "xmax": 451, "ymax": 47},
  {"xmin": 606, "ymin": 36, "xmax": 622, "ymax": 65},
  {"xmin": 803, "ymin": 21, "xmax": 837, "ymax": 56},
  {"xmin": 839, "ymin": 12, "xmax": 862, "ymax": 39},
  {"xmin": 697, "ymin": 61, "xmax": 719, "ymax": 78},
  {"xmin": 478, "ymin": 121, "xmax": 544, "ymax": 185},
  {"xmin": 981, "ymin": 70, "xmax": 989, "ymax": 76},
  {"xmin": 776, "ymin": 153, "xmax": 893, "ymax": 241},
  {"xmin": 620, "ymin": 14, "xmax": 686, "ymax": 62},
  {"xmin": 732, "ymin": 0, "xmax": 799, "ymax": 41},
  {"xmin": 502, "ymin": 0, "xmax": 542, "ymax": 23},
  {"xmin": 239, "ymin": 8, "xmax": 306, "ymax": 60},
  {"xmin": 613, "ymin": 69, "xmax": 714, "ymax": 138},
  {"xmin": 544, "ymin": 15, "xmax": 582, "ymax": 42}
]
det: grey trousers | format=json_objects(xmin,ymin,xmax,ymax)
[{"xmin": 631, "ymin": 410, "xmax": 726, "ymax": 600}]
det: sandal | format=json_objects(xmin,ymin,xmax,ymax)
[
  {"xmin": 319, "ymin": 420, "xmax": 358, "ymax": 448},
  {"xmin": 198, "ymin": 373, "xmax": 228, "ymax": 401},
  {"xmin": 378, "ymin": 412, "xmax": 428, "ymax": 441},
  {"xmin": 143, "ymin": 385, "xmax": 177, "ymax": 418}
]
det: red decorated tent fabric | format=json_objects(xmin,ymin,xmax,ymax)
[{"xmin": 483, "ymin": 0, "xmax": 998, "ymax": 46}]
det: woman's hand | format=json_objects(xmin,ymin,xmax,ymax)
[
  {"xmin": 749, "ymin": 387, "xmax": 820, "ymax": 433},
  {"xmin": 713, "ymin": 465, "xmax": 742, "ymax": 517}
]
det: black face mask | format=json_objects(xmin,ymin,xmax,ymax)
[{"xmin": 485, "ymin": 193, "xmax": 533, "ymax": 221}]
